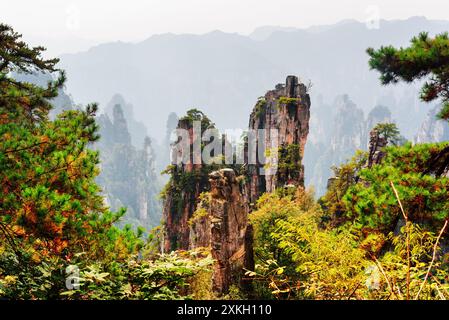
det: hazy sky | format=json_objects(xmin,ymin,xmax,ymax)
[{"xmin": 3, "ymin": 0, "xmax": 448, "ymax": 55}]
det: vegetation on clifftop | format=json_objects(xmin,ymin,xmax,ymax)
[{"xmin": 1, "ymin": 23, "xmax": 449, "ymax": 300}]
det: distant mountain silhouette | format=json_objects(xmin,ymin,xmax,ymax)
[
  {"xmin": 58, "ymin": 17, "xmax": 449, "ymax": 191},
  {"xmin": 59, "ymin": 17, "xmax": 449, "ymax": 141}
]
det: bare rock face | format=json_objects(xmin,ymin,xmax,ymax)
[
  {"xmin": 112, "ymin": 104, "xmax": 132, "ymax": 145},
  {"xmin": 415, "ymin": 105, "xmax": 449, "ymax": 144},
  {"xmin": 366, "ymin": 127, "xmax": 388, "ymax": 168},
  {"xmin": 162, "ymin": 112, "xmax": 212, "ymax": 252},
  {"xmin": 189, "ymin": 169, "xmax": 254, "ymax": 294},
  {"xmin": 306, "ymin": 98, "xmax": 393, "ymax": 197},
  {"xmin": 96, "ymin": 104, "xmax": 162, "ymax": 229},
  {"xmin": 247, "ymin": 75, "xmax": 311, "ymax": 204}
]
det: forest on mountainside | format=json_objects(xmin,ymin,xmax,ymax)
[{"xmin": 1, "ymin": 22, "xmax": 449, "ymax": 300}]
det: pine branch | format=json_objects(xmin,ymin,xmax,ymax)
[
  {"xmin": 415, "ymin": 219, "xmax": 448, "ymax": 300},
  {"xmin": 390, "ymin": 181, "xmax": 411, "ymax": 300}
]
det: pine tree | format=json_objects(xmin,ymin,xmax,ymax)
[
  {"xmin": 367, "ymin": 32, "xmax": 449, "ymax": 120},
  {"xmin": 0, "ymin": 24, "xmax": 142, "ymax": 298}
]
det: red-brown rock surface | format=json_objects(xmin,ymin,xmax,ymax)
[
  {"xmin": 189, "ymin": 168, "xmax": 253, "ymax": 294},
  {"xmin": 247, "ymin": 75, "xmax": 311, "ymax": 204},
  {"xmin": 162, "ymin": 113, "xmax": 212, "ymax": 252}
]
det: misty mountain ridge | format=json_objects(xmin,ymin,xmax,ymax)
[
  {"xmin": 57, "ymin": 16, "xmax": 449, "ymax": 194},
  {"xmin": 59, "ymin": 16, "xmax": 449, "ymax": 140}
]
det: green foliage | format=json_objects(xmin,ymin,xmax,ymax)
[
  {"xmin": 278, "ymin": 97, "xmax": 300, "ymax": 105},
  {"xmin": 220, "ymin": 285, "xmax": 245, "ymax": 300},
  {"xmin": 277, "ymin": 144, "xmax": 302, "ymax": 183},
  {"xmin": 255, "ymin": 98, "xmax": 267, "ymax": 117},
  {"xmin": 271, "ymin": 218, "xmax": 368, "ymax": 299},
  {"xmin": 0, "ymin": 24, "xmax": 217, "ymax": 301},
  {"xmin": 188, "ymin": 254, "xmax": 215, "ymax": 300},
  {"xmin": 58, "ymin": 249, "xmax": 214, "ymax": 300},
  {"xmin": 277, "ymin": 97, "xmax": 301, "ymax": 118},
  {"xmin": 249, "ymin": 183, "xmax": 449, "ymax": 300},
  {"xmin": 162, "ymin": 164, "xmax": 223, "ymax": 222},
  {"xmin": 251, "ymin": 134, "xmax": 449, "ymax": 300},
  {"xmin": 372, "ymin": 122, "xmax": 401, "ymax": 146},
  {"xmin": 189, "ymin": 192, "xmax": 211, "ymax": 226},
  {"xmin": 320, "ymin": 150, "xmax": 368, "ymax": 225},
  {"xmin": 367, "ymin": 32, "xmax": 449, "ymax": 120},
  {"xmin": 343, "ymin": 142, "xmax": 449, "ymax": 232},
  {"xmin": 249, "ymin": 188, "xmax": 369, "ymax": 299},
  {"xmin": 0, "ymin": 23, "xmax": 65, "ymax": 123},
  {"xmin": 370, "ymin": 223, "xmax": 449, "ymax": 300},
  {"xmin": 0, "ymin": 23, "xmax": 125, "ymax": 265},
  {"xmin": 178, "ymin": 108, "xmax": 214, "ymax": 131},
  {"xmin": 3, "ymin": 23, "xmax": 449, "ymax": 301}
]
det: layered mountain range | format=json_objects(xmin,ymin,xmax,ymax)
[
  {"xmin": 58, "ymin": 16, "xmax": 449, "ymax": 195},
  {"xmin": 162, "ymin": 76, "xmax": 310, "ymax": 293}
]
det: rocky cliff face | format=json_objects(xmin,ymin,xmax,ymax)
[
  {"xmin": 111, "ymin": 104, "xmax": 132, "ymax": 145},
  {"xmin": 96, "ymin": 103, "xmax": 162, "ymax": 229},
  {"xmin": 162, "ymin": 110, "xmax": 216, "ymax": 252},
  {"xmin": 105, "ymin": 94, "xmax": 148, "ymax": 148},
  {"xmin": 366, "ymin": 127, "xmax": 388, "ymax": 168},
  {"xmin": 162, "ymin": 77, "xmax": 310, "ymax": 293},
  {"xmin": 305, "ymin": 97, "xmax": 393, "ymax": 196},
  {"xmin": 305, "ymin": 95, "xmax": 364, "ymax": 196},
  {"xmin": 330, "ymin": 95, "xmax": 366, "ymax": 155},
  {"xmin": 189, "ymin": 169, "xmax": 254, "ymax": 294},
  {"xmin": 415, "ymin": 105, "xmax": 449, "ymax": 143},
  {"xmin": 247, "ymin": 75, "xmax": 311, "ymax": 204}
]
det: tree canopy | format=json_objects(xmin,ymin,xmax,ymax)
[
  {"xmin": 367, "ymin": 32, "xmax": 449, "ymax": 120},
  {"xmin": 0, "ymin": 23, "xmax": 211, "ymax": 300}
]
